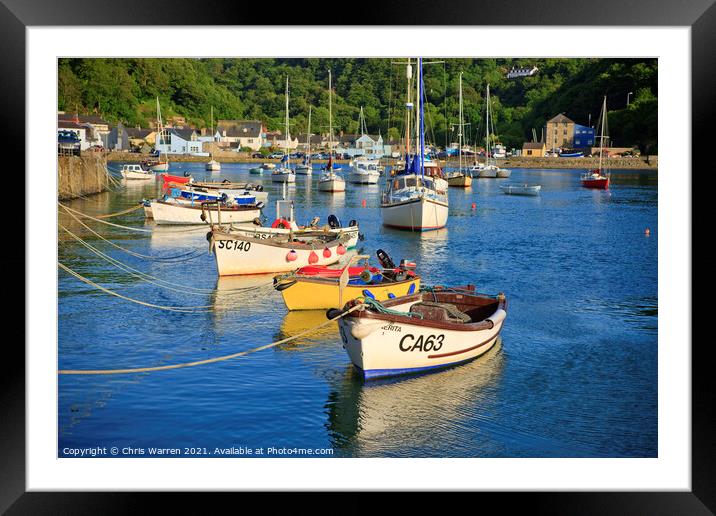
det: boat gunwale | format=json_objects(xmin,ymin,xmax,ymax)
[
  {"xmin": 212, "ymin": 229, "xmax": 344, "ymax": 249},
  {"xmin": 153, "ymin": 200, "xmax": 261, "ymax": 212}
]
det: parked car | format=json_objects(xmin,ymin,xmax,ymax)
[
  {"xmin": 251, "ymin": 152, "xmax": 264, "ymax": 158},
  {"xmin": 268, "ymin": 152, "xmax": 285, "ymax": 159}
]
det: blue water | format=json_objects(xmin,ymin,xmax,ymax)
[{"xmin": 58, "ymin": 163, "xmax": 657, "ymax": 458}]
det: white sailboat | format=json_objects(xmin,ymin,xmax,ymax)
[
  {"xmin": 148, "ymin": 97, "xmax": 170, "ymax": 172},
  {"xmin": 445, "ymin": 72, "xmax": 472, "ymax": 188},
  {"xmin": 272, "ymin": 77, "xmax": 297, "ymax": 184},
  {"xmin": 474, "ymin": 84, "xmax": 510, "ymax": 178},
  {"xmin": 381, "ymin": 58, "xmax": 448, "ymax": 231},
  {"xmin": 295, "ymin": 105, "xmax": 312, "ymax": 175},
  {"xmin": 206, "ymin": 106, "xmax": 221, "ymax": 172},
  {"xmin": 348, "ymin": 107, "xmax": 381, "ymax": 184},
  {"xmin": 318, "ymin": 70, "xmax": 346, "ymax": 193}
]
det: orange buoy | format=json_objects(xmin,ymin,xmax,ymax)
[
  {"xmin": 308, "ymin": 251, "xmax": 319, "ymax": 264},
  {"xmin": 361, "ymin": 199, "xmax": 367, "ymax": 207},
  {"xmin": 645, "ymin": 228, "xmax": 651, "ymax": 236},
  {"xmin": 337, "ymin": 244, "xmax": 346, "ymax": 255},
  {"xmin": 286, "ymin": 250, "xmax": 298, "ymax": 262},
  {"xmin": 323, "ymin": 247, "xmax": 332, "ymax": 258},
  {"xmin": 471, "ymin": 202, "xmax": 476, "ymax": 210}
]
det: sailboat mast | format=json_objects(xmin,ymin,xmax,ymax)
[
  {"xmin": 307, "ymin": 105, "xmax": 312, "ymax": 159},
  {"xmin": 485, "ymin": 84, "xmax": 491, "ymax": 166},
  {"xmin": 419, "ymin": 57, "xmax": 425, "ymax": 177},
  {"xmin": 458, "ymin": 72, "xmax": 463, "ymax": 172},
  {"xmin": 405, "ymin": 59, "xmax": 412, "ymax": 160},
  {"xmin": 598, "ymin": 96, "xmax": 606, "ymax": 172},
  {"xmin": 285, "ymin": 76, "xmax": 290, "ymax": 168}
]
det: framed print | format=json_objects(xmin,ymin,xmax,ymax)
[{"xmin": 3, "ymin": 0, "xmax": 710, "ymax": 512}]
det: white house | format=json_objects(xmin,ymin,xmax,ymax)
[
  {"xmin": 155, "ymin": 128, "xmax": 204, "ymax": 155},
  {"xmin": 336, "ymin": 133, "xmax": 385, "ymax": 158},
  {"xmin": 215, "ymin": 120, "xmax": 265, "ymax": 151}
]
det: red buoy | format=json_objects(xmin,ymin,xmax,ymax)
[
  {"xmin": 323, "ymin": 247, "xmax": 332, "ymax": 258},
  {"xmin": 361, "ymin": 199, "xmax": 367, "ymax": 207},
  {"xmin": 308, "ymin": 251, "xmax": 319, "ymax": 264},
  {"xmin": 286, "ymin": 250, "xmax": 298, "ymax": 262},
  {"xmin": 337, "ymin": 244, "xmax": 346, "ymax": 255},
  {"xmin": 471, "ymin": 202, "xmax": 476, "ymax": 210}
]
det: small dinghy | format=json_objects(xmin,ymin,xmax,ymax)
[
  {"xmin": 210, "ymin": 228, "xmax": 347, "ymax": 276},
  {"xmin": 329, "ymin": 285, "xmax": 507, "ymax": 379},
  {"xmin": 274, "ymin": 250, "xmax": 420, "ymax": 310},
  {"xmin": 149, "ymin": 198, "xmax": 264, "ymax": 225},
  {"xmin": 160, "ymin": 172, "xmax": 192, "ymax": 185},
  {"xmin": 185, "ymin": 181, "xmax": 269, "ymax": 203},
  {"xmin": 500, "ymin": 184, "xmax": 541, "ymax": 196}
]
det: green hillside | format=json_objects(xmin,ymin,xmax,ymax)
[{"xmin": 58, "ymin": 57, "xmax": 657, "ymax": 152}]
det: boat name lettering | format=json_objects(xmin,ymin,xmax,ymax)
[
  {"xmin": 216, "ymin": 240, "xmax": 252, "ymax": 252},
  {"xmin": 381, "ymin": 324, "xmax": 401, "ymax": 332},
  {"xmin": 398, "ymin": 334, "xmax": 444, "ymax": 352}
]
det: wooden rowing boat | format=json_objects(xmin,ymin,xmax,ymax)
[{"xmin": 331, "ymin": 285, "xmax": 507, "ymax": 379}]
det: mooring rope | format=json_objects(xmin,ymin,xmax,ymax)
[
  {"xmin": 58, "ymin": 262, "xmax": 215, "ymax": 312},
  {"xmin": 95, "ymin": 204, "xmax": 144, "ymax": 219},
  {"xmin": 60, "ymin": 204, "xmax": 203, "ymax": 262},
  {"xmin": 58, "ymin": 303, "xmax": 364, "ymax": 375},
  {"xmin": 59, "ymin": 224, "xmax": 275, "ymax": 296},
  {"xmin": 59, "ymin": 203, "xmax": 153, "ymax": 233}
]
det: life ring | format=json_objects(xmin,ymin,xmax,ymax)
[{"xmin": 271, "ymin": 218, "xmax": 292, "ymax": 229}]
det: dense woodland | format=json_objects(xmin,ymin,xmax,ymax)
[{"xmin": 58, "ymin": 58, "xmax": 658, "ymax": 152}]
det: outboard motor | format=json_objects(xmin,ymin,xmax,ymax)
[
  {"xmin": 308, "ymin": 216, "xmax": 320, "ymax": 227},
  {"xmin": 219, "ymin": 192, "xmax": 229, "ymax": 203},
  {"xmin": 348, "ymin": 219, "xmax": 358, "ymax": 227},
  {"xmin": 376, "ymin": 249, "xmax": 396, "ymax": 269},
  {"xmin": 222, "ymin": 179, "xmax": 230, "ymax": 184},
  {"xmin": 327, "ymin": 214, "xmax": 341, "ymax": 229},
  {"xmin": 183, "ymin": 171, "xmax": 191, "ymax": 177},
  {"xmin": 399, "ymin": 259, "xmax": 417, "ymax": 271},
  {"xmin": 255, "ymin": 184, "xmax": 263, "ymax": 191}
]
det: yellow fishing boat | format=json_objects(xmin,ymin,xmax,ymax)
[
  {"xmin": 445, "ymin": 171, "xmax": 472, "ymax": 187},
  {"xmin": 274, "ymin": 251, "xmax": 421, "ymax": 311}
]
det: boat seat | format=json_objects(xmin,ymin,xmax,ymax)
[{"xmin": 410, "ymin": 302, "xmax": 472, "ymax": 323}]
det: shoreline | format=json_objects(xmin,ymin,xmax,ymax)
[{"xmin": 103, "ymin": 152, "xmax": 658, "ymax": 170}]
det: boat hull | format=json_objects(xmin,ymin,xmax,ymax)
[
  {"xmin": 295, "ymin": 165, "xmax": 312, "ymax": 175},
  {"xmin": 211, "ymin": 233, "xmax": 342, "ymax": 276},
  {"xmin": 337, "ymin": 304, "xmax": 506, "ymax": 379},
  {"xmin": 206, "ymin": 161, "xmax": 221, "ymax": 171},
  {"xmin": 446, "ymin": 174, "xmax": 472, "ymax": 187},
  {"xmin": 348, "ymin": 171, "xmax": 380, "ymax": 184},
  {"xmin": 271, "ymin": 172, "xmax": 296, "ymax": 183},
  {"xmin": 150, "ymin": 162, "xmax": 169, "ymax": 172},
  {"xmin": 318, "ymin": 179, "xmax": 346, "ymax": 192},
  {"xmin": 496, "ymin": 169, "xmax": 511, "ymax": 178},
  {"xmin": 581, "ymin": 178, "xmax": 609, "ymax": 189},
  {"xmin": 476, "ymin": 168, "xmax": 497, "ymax": 178},
  {"xmin": 500, "ymin": 185, "xmax": 541, "ymax": 196},
  {"xmin": 381, "ymin": 196, "xmax": 448, "ymax": 231},
  {"xmin": 279, "ymin": 276, "xmax": 420, "ymax": 310},
  {"xmin": 150, "ymin": 201, "xmax": 261, "ymax": 225},
  {"xmin": 121, "ymin": 170, "xmax": 155, "ymax": 180}
]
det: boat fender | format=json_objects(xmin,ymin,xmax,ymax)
[
  {"xmin": 323, "ymin": 248, "xmax": 332, "ymax": 258},
  {"xmin": 200, "ymin": 212, "xmax": 207, "ymax": 222},
  {"xmin": 362, "ymin": 289, "xmax": 375, "ymax": 299},
  {"xmin": 205, "ymin": 231, "xmax": 212, "ymax": 243},
  {"xmin": 274, "ymin": 279, "xmax": 297, "ymax": 292},
  {"xmin": 286, "ymin": 250, "xmax": 298, "ymax": 262},
  {"xmin": 272, "ymin": 218, "xmax": 292, "ymax": 230},
  {"xmin": 408, "ymin": 284, "xmax": 416, "ymax": 294},
  {"xmin": 337, "ymin": 244, "xmax": 346, "ymax": 256},
  {"xmin": 388, "ymin": 293, "xmax": 396, "ymax": 299},
  {"xmin": 308, "ymin": 251, "xmax": 319, "ymax": 264}
]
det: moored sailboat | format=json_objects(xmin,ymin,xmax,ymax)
[
  {"xmin": 445, "ymin": 72, "xmax": 472, "ymax": 188},
  {"xmin": 581, "ymin": 96, "xmax": 610, "ymax": 190},
  {"xmin": 271, "ymin": 77, "xmax": 297, "ymax": 184},
  {"xmin": 295, "ymin": 106, "xmax": 313, "ymax": 175},
  {"xmin": 381, "ymin": 58, "xmax": 448, "ymax": 231},
  {"xmin": 318, "ymin": 70, "xmax": 346, "ymax": 193}
]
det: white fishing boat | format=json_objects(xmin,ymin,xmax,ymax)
[
  {"xmin": 260, "ymin": 163, "xmax": 276, "ymax": 170},
  {"xmin": 475, "ymin": 84, "xmax": 509, "ymax": 179},
  {"xmin": 295, "ymin": 106, "xmax": 313, "ymax": 175},
  {"xmin": 173, "ymin": 186, "xmax": 259, "ymax": 206},
  {"xmin": 225, "ymin": 200, "xmax": 360, "ymax": 248},
  {"xmin": 331, "ymin": 285, "xmax": 507, "ymax": 379},
  {"xmin": 271, "ymin": 77, "xmax": 297, "ymax": 184},
  {"xmin": 381, "ymin": 58, "xmax": 449, "ymax": 231},
  {"xmin": 348, "ymin": 156, "xmax": 381, "ymax": 184},
  {"xmin": 317, "ymin": 70, "xmax": 345, "ymax": 193},
  {"xmin": 500, "ymin": 184, "xmax": 541, "ymax": 196},
  {"xmin": 120, "ymin": 164, "xmax": 155, "ymax": 180},
  {"xmin": 445, "ymin": 72, "xmax": 472, "ymax": 188},
  {"xmin": 149, "ymin": 198, "xmax": 263, "ymax": 225},
  {"xmin": 210, "ymin": 229, "xmax": 347, "ymax": 276}
]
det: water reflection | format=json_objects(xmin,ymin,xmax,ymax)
[
  {"xmin": 274, "ymin": 309, "xmax": 339, "ymax": 350},
  {"xmin": 324, "ymin": 339, "xmax": 505, "ymax": 457}
]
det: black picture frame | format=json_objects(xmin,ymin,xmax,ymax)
[{"xmin": 3, "ymin": 0, "xmax": 707, "ymax": 513}]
